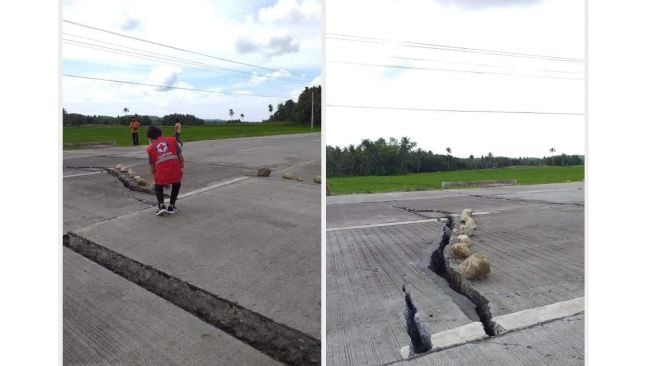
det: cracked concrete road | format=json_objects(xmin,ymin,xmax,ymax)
[
  {"xmin": 63, "ymin": 133, "xmax": 320, "ymax": 365},
  {"xmin": 327, "ymin": 183, "xmax": 584, "ymax": 365}
]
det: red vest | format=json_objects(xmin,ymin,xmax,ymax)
[{"xmin": 146, "ymin": 137, "xmax": 183, "ymax": 185}]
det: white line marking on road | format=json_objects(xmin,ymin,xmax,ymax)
[
  {"xmin": 63, "ymin": 171, "xmax": 105, "ymax": 179},
  {"xmin": 326, "ymin": 212, "xmax": 493, "ymax": 232},
  {"xmin": 327, "ymin": 218, "xmax": 441, "ymax": 231},
  {"xmin": 176, "ymin": 176, "xmax": 250, "ymax": 199},
  {"xmin": 400, "ymin": 322, "xmax": 487, "ymax": 359},
  {"xmin": 399, "ymin": 297, "xmax": 584, "ymax": 359},
  {"xmin": 493, "ymin": 296, "xmax": 584, "ymax": 333}
]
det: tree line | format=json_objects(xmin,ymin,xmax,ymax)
[
  {"xmin": 326, "ymin": 137, "xmax": 584, "ymax": 177},
  {"xmin": 62, "ymin": 109, "xmax": 205, "ymax": 127},
  {"xmin": 266, "ymin": 85, "xmax": 321, "ymax": 126}
]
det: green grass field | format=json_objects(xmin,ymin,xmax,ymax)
[
  {"xmin": 327, "ymin": 165, "xmax": 584, "ymax": 194},
  {"xmin": 63, "ymin": 123, "xmax": 319, "ymax": 148}
]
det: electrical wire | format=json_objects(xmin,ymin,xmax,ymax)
[{"xmin": 63, "ymin": 74, "xmax": 291, "ymax": 99}]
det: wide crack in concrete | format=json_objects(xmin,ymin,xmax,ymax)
[
  {"xmin": 402, "ymin": 285, "xmax": 433, "ymax": 354},
  {"xmin": 427, "ymin": 216, "xmax": 503, "ymax": 337},
  {"xmin": 63, "ymin": 233, "xmax": 320, "ymax": 366}
]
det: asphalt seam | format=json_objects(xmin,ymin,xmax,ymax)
[{"xmin": 63, "ymin": 233, "xmax": 320, "ymax": 366}]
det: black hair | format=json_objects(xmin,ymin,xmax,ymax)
[{"xmin": 147, "ymin": 126, "xmax": 162, "ymax": 139}]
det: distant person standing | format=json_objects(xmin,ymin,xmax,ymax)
[
  {"xmin": 146, "ymin": 126, "xmax": 184, "ymax": 216},
  {"xmin": 129, "ymin": 118, "xmax": 141, "ymax": 145},
  {"xmin": 174, "ymin": 118, "xmax": 183, "ymax": 146}
]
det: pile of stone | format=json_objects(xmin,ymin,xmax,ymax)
[
  {"xmin": 115, "ymin": 164, "xmax": 147, "ymax": 186},
  {"xmin": 450, "ymin": 208, "xmax": 491, "ymax": 280}
]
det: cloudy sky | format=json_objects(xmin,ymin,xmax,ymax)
[
  {"xmin": 62, "ymin": 0, "xmax": 321, "ymax": 121},
  {"xmin": 325, "ymin": 0, "xmax": 584, "ymax": 158}
]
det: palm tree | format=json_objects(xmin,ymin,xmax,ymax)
[
  {"xmin": 549, "ymin": 148, "xmax": 556, "ymax": 166},
  {"xmin": 487, "ymin": 152, "xmax": 494, "ymax": 168},
  {"xmin": 240, "ymin": 113, "xmax": 244, "ymax": 120},
  {"xmin": 123, "ymin": 107, "xmax": 129, "ymax": 113},
  {"xmin": 446, "ymin": 147, "xmax": 452, "ymax": 170},
  {"xmin": 229, "ymin": 109, "xmax": 234, "ymax": 119},
  {"xmin": 268, "ymin": 104, "xmax": 273, "ymax": 115}
]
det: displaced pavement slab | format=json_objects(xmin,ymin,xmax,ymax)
[
  {"xmin": 445, "ymin": 202, "xmax": 584, "ymax": 317},
  {"xmin": 71, "ymin": 177, "xmax": 320, "ymax": 339},
  {"xmin": 327, "ymin": 221, "xmax": 479, "ymax": 366},
  {"xmin": 393, "ymin": 313, "xmax": 584, "ymax": 366},
  {"xmin": 63, "ymin": 247, "xmax": 282, "ymax": 366}
]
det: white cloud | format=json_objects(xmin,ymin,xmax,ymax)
[
  {"xmin": 120, "ymin": 17, "xmax": 140, "ymax": 31},
  {"xmin": 235, "ymin": 35, "xmax": 300, "ymax": 57},
  {"xmin": 248, "ymin": 69, "xmax": 292, "ymax": 85},
  {"xmin": 146, "ymin": 65, "xmax": 182, "ymax": 91},
  {"xmin": 258, "ymin": 0, "xmax": 321, "ymax": 24}
]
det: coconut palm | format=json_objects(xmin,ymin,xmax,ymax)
[
  {"xmin": 229, "ymin": 109, "xmax": 234, "ymax": 119},
  {"xmin": 240, "ymin": 113, "xmax": 244, "ymax": 120},
  {"xmin": 446, "ymin": 147, "xmax": 452, "ymax": 170}
]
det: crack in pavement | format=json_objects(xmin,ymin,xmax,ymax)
[
  {"xmin": 428, "ymin": 216, "xmax": 503, "ymax": 337},
  {"xmin": 453, "ymin": 192, "xmax": 584, "ymax": 207},
  {"xmin": 63, "ymin": 233, "xmax": 320, "ymax": 366}
]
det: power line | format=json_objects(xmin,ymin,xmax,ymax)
[
  {"xmin": 63, "ymin": 74, "xmax": 291, "ymax": 99},
  {"xmin": 63, "ymin": 36, "xmax": 306, "ymax": 86},
  {"xmin": 390, "ymin": 56, "xmax": 584, "ymax": 75},
  {"xmin": 63, "ymin": 19, "xmax": 312, "ymax": 81},
  {"xmin": 327, "ymin": 60, "xmax": 583, "ymax": 80},
  {"xmin": 326, "ymin": 33, "xmax": 584, "ymax": 63},
  {"xmin": 326, "ymin": 103, "xmax": 584, "ymax": 116}
]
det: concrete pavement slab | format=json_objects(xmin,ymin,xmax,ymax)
[
  {"xmin": 327, "ymin": 202, "xmax": 423, "ymax": 229},
  {"xmin": 63, "ymin": 172, "xmax": 156, "ymax": 232},
  {"xmin": 63, "ymin": 247, "xmax": 281, "ymax": 366},
  {"xmin": 71, "ymin": 178, "xmax": 320, "ymax": 339}
]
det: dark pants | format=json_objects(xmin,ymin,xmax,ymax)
[
  {"xmin": 131, "ymin": 132, "xmax": 139, "ymax": 145},
  {"xmin": 154, "ymin": 182, "xmax": 181, "ymax": 207},
  {"xmin": 175, "ymin": 132, "xmax": 183, "ymax": 146}
]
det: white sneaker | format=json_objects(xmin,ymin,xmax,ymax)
[{"xmin": 156, "ymin": 206, "xmax": 168, "ymax": 216}]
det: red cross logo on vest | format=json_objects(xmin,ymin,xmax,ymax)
[{"xmin": 156, "ymin": 141, "xmax": 168, "ymax": 154}]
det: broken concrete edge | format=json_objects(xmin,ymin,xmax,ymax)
[
  {"xmin": 399, "ymin": 322, "xmax": 488, "ymax": 359},
  {"xmin": 107, "ymin": 168, "xmax": 169, "ymax": 198},
  {"xmin": 429, "ymin": 229, "xmax": 503, "ymax": 337},
  {"xmin": 493, "ymin": 297, "xmax": 584, "ymax": 334},
  {"xmin": 62, "ymin": 233, "xmax": 320, "ymax": 366}
]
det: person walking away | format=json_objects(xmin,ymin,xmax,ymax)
[
  {"xmin": 146, "ymin": 126, "xmax": 184, "ymax": 216},
  {"xmin": 174, "ymin": 118, "xmax": 183, "ymax": 146},
  {"xmin": 129, "ymin": 118, "xmax": 141, "ymax": 145}
]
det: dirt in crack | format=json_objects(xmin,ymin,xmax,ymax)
[
  {"xmin": 63, "ymin": 233, "xmax": 319, "ymax": 365},
  {"xmin": 428, "ymin": 216, "xmax": 503, "ymax": 337}
]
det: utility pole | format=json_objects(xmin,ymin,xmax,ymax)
[{"xmin": 310, "ymin": 90, "xmax": 314, "ymax": 130}]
